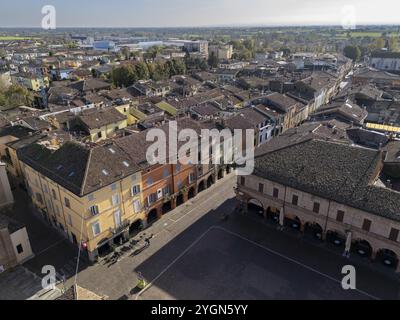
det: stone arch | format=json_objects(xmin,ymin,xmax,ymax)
[
  {"xmin": 247, "ymin": 198, "xmax": 264, "ymax": 218},
  {"xmin": 326, "ymin": 230, "xmax": 346, "ymax": 247},
  {"xmin": 304, "ymin": 222, "xmax": 324, "ymax": 240},
  {"xmin": 217, "ymin": 168, "xmax": 224, "ymax": 180},
  {"xmin": 352, "ymin": 239, "xmax": 373, "ymax": 258},
  {"xmin": 129, "ymin": 219, "xmax": 143, "ymax": 236},
  {"xmin": 207, "ymin": 175, "xmax": 214, "ymax": 188},
  {"xmin": 284, "ymin": 215, "xmax": 302, "ymax": 230},
  {"xmin": 266, "ymin": 206, "xmax": 280, "ymax": 224},
  {"xmin": 176, "ymin": 193, "xmax": 184, "ymax": 207},
  {"xmin": 162, "ymin": 201, "xmax": 172, "ymax": 214},
  {"xmin": 376, "ymin": 249, "xmax": 399, "ymax": 269},
  {"xmin": 188, "ymin": 187, "xmax": 195, "ymax": 200},
  {"xmin": 147, "ymin": 209, "xmax": 158, "ymax": 225},
  {"xmin": 198, "ymin": 180, "xmax": 205, "ymax": 193}
]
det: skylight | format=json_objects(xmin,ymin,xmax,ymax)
[
  {"xmin": 102, "ymin": 169, "xmax": 109, "ymax": 176},
  {"xmin": 109, "ymin": 147, "xmax": 116, "ymax": 154},
  {"xmin": 123, "ymin": 161, "xmax": 130, "ymax": 167}
]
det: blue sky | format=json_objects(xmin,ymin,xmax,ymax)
[{"xmin": 1, "ymin": 0, "xmax": 400, "ymax": 28}]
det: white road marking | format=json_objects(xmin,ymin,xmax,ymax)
[
  {"xmin": 214, "ymin": 226, "xmax": 380, "ymax": 300},
  {"xmin": 136, "ymin": 226, "xmax": 380, "ymax": 300},
  {"xmin": 34, "ymin": 238, "xmax": 67, "ymax": 257},
  {"xmin": 135, "ymin": 226, "xmax": 215, "ymax": 300}
]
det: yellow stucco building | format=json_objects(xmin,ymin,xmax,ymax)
[
  {"xmin": 77, "ymin": 107, "xmax": 128, "ymax": 143},
  {"xmin": 18, "ymin": 140, "xmax": 146, "ymax": 261}
]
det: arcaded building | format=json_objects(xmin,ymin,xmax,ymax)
[{"xmin": 236, "ymin": 138, "xmax": 400, "ymax": 272}]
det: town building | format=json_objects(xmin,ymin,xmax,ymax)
[
  {"xmin": 0, "ymin": 213, "xmax": 33, "ymax": 272},
  {"xmin": 209, "ymin": 45, "xmax": 233, "ymax": 60},
  {"xmin": 11, "ymin": 73, "xmax": 50, "ymax": 92},
  {"xmin": 18, "ymin": 140, "xmax": 146, "ymax": 262},
  {"xmin": 369, "ymin": 51, "xmax": 400, "ymax": 73},
  {"xmin": 76, "ymin": 107, "xmax": 128, "ymax": 142},
  {"xmin": 236, "ymin": 138, "xmax": 400, "ymax": 272}
]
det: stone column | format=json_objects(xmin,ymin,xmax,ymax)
[
  {"xmin": 87, "ymin": 249, "xmax": 98, "ymax": 263},
  {"xmin": 344, "ymin": 231, "xmax": 352, "ymax": 257},
  {"xmin": 123, "ymin": 229, "xmax": 130, "ymax": 241},
  {"xmin": 156, "ymin": 207, "xmax": 162, "ymax": 219},
  {"xmin": 279, "ymin": 207, "xmax": 285, "ymax": 229}
]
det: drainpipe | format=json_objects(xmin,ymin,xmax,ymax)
[{"xmin": 323, "ymin": 199, "xmax": 332, "ymax": 240}]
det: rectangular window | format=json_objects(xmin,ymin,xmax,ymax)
[
  {"xmin": 292, "ymin": 195, "xmax": 299, "ymax": 206},
  {"xmin": 43, "ymin": 184, "xmax": 48, "ymax": 194},
  {"xmin": 133, "ymin": 200, "xmax": 141, "ymax": 213},
  {"xmin": 64, "ymin": 197, "xmax": 70, "ymax": 208},
  {"xmin": 147, "ymin": 193, "xmax": 157, "ymax": 205},
  {"xmin": 362, "ymin": 219, "xmax": 372, "ymax": 232},
  {"xmin": 67, "ymin": 214, "xmax": 72, "ymax": 226},
  {"xmin": 88, "ymin": 194, "xmax": 95, "ymax": 202},
  {"xmin": 157, "ymin": 188, "xmax": 163, "ymax": 199},
  {"xmin": 240, "ymin": 177, "xmax": 245, "ymax": 186},
  {"xmin": 131, "ymin": 185, "xmax": 141, "ymax": 196},
  {"xmin": 389, "ymin": 228, "xmax": 399, "ymax": 242},
  {"xmin": 163, "ymin": 185, "xmax": 171, "ymax": 196},
  {"xmin": 111, "ymin": 183, "xmax": 117, "ymax": 191},
  {"xmin": 336, "ymin": 210, "xmax": 345, "ymax": 223},
  {"xmin": 89, "ymin": 205, "xmax": 99, "ymax": 216},
  {"xmin": 111, "ymin": 194, "xmax": 120, "ymax": 206},
  {"xmin": 52, "ymin": 189, "xmax": 57, "ymax": 200},
  {"xmin": 258, "ymin": 183, "xmax": 264, "ymax": 193},
  {"xmin": 114, "ymin": 210, "xmax": 122, "ymax": 228},
  {"xmin": 313, "ymin": 202, "xmax": 320, "ymax": 214},
  {"xmin": 16, "ymin": 244, "xmax": 23, "ymax": 254},
  {"xmin": 36, "ymin": 193, "xmax": 43, "ymax": 204},
  {"xmin": 273, "ymin": 188, "xmax": 279, "ymax": 198},
  {"xmin": 189, "ymin": 173, "xmax": 195, "ymax": 184},
  {"xmin": 92, "ymin": 221, "xmax": 101, "ymax": 236}
]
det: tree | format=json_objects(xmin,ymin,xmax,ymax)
[
  {"xmin": 239, "ymin": 49, "xmax": 253, "ymax": 61},
  {"xmin": 121, "ymin": 47, "xmax": 130, "ymax": 60},
  {"xmin": 135, "ymin": 62, "xmax": 150, "ymax": 80},
  {"xmin": 111, "ymin": 65, "xmax": 137, "ymax": 87},
  {"xmin": 370, "ymin": 38, "xmax": 386, "ymax": 50},
  {"xmin": 208, "ymin": 52, "xmax": 219, "ymax": 68},
  {"xmin": 172, "ymin": 59, "xmax": 186, "ymax": 75},
  {"xmin": 230, "ymin": 40, "xmax": 244, "ymax": 51},
  {"xmin": 145, "ymin": 45, "xmax": 163, "ymax": 60},
  {"xmin": 389, "ymin": 36, "xmax": 399, "ymax": 52},
  {"xmin": 0, "ymin": 84, "xmax": 34, "ymax": 109},
  {"xmin": 343, "ymin": 45, "xmax": 361, "ymax": 61}
]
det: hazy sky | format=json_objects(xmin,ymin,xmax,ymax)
[{"xmin": 1, "ymin": 0, "xmax": 400, "ymax": 28}]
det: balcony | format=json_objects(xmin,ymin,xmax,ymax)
[{"xmin": 110, "ymin": 220, "xmax": 130, "ymax": 236}]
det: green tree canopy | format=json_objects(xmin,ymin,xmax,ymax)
[
  {"xmin": 0, "ymin": 84, "xmax": 34, "ymax": 110},
  {"xmin": 343, "ymin": 45, "xmax": 361, "ymax": 61}
]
